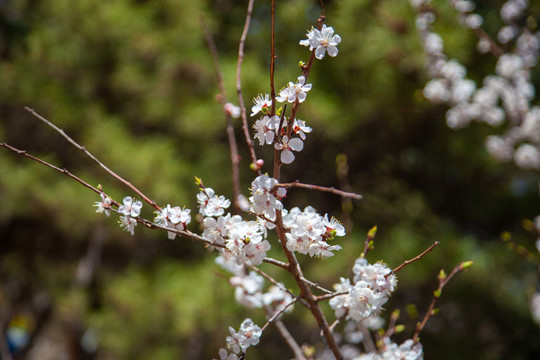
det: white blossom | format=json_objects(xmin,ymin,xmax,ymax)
[
  {"xmin": 118, "ymin": 215, "xmax": 137, "ymax": 236},
  {"xmin": 224, "ymin": 102, "xmax": 241, "ymax": 118},
  {"xmin": 94, "ymin": 193, "xmax": 112, "ymax": 217},
  {"xmin": 226, "ymin": 319, "xmax": 262, "ymax": 354},
  {"xmin": 249, "ymin": 175, "xmax": 284, "ymax": 218},
  {"xmin": 155, "ymin": 205, "xmax": 191, "ymax": 239},
  {"xmin": 253, "ymin": 115, "xmax": 280, "ymax": 146},
  {"xmin": 300, "ymin": 24, "xmax": 341, "ymax": 59},
  {"xmin": 118, "ymin": 196, "xmax": 142, "ymax": 217},
  {"xmin": 276, "ymin": 76, "xmax": 312, "ymax": 103},
  {"xmin": 251, "ymin": 94, "xmax": 272, "ymax": 117},
  {"xmin": 275, "ymin": 135, "xmax": 304, "ymax": 164},
  {"xmin": 197, "ymin": 187, "xmax": 231, "ymax": 217}
]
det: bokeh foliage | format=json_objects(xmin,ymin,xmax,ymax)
[{"xmin": 1, "ymin": 0, "xmax": 539, "ymax": 359}]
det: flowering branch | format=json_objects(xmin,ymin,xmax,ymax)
[
  {"xmin": 274, "ymin": 181, "xmax": 362, "ymax": 200},
  {"xmin": 413, "ymin": 261, "xmax": 473, "ymax": 343},
  {"xmin": 23, "ymin": 107, "xmax": 162, "ymax": 212}
]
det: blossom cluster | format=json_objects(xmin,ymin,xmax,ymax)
[
  {"xmin": 283, "ymin": 206, "xmax": 345, "ymax": 258},
  {"xmin": 118, "ymin": 196, "xmax": 142, "ymax": 235},
  {"xmin": 250, "ymin": 25, "xmax": 340, "ymax": 165},
  {"xmin": 224, "ymin": 318, "xmax": 262, "ymax": 355},
  {"xmin": 411, "ymin": 0, "xmax": 540, "ymax": 170},
  {"xmin": 154, "ymin": 204, "xmax": 191, "ymax": 239},
  {"xmin": 89, "ymin": 19, "xmax": 429, "ymax": 360},
  {"xmin": 330, "ymin": 258, "xmax": 397, "ymax": 321},
  {"xmin": 217, "ymin": 254, "xmax": 294, "ymax": 313},
  {"xmin": 251, "ymin": 96, "xmax": 312, "ymax": 164},
  {"xmin": 352, "ymin": 339, "xmax": 423, "ymax": 360}
]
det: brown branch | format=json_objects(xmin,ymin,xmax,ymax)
[
  {"xmin": 23, "ymin": 107, "xmax": 161, "ymax": 212},
  {"xmin": 200, "ymin": 16, "xmax": 242, "ymax": 213},
  {"xmin": 274, "ymin": 181, "xmax": 362, "ymax": 200},
  {"xmin": 388, "ymin": 241, "xmax": 440, "ymax": 277},
  {"xmin": 1, "ymin": 142, "xmax": 117, "ymax": 205},
  {"xmin": 274, "ymin": 320, "xmax": 307, "ymax": 360},
  {"xmin": 236, "ymin": 0, "xmax": 260, "ymax": 173},
  {"xmin": 413, "ymin": 261, "xmax": 473, "ymax": 343},
  {"xmin": 270, "ymin": 0, "xmax": 276, "ymax": 116},
  {"xmin": 274, "ymin": 210, "xmax": 342, "ymax": 359},
  {"xmin": 300, "ymin": 277, "xmax": 332, "ymax": 294},
  {"xmin": 315, "ymin": 291, "xmax": 348, "ymax": 303},
  {"xmin": 262, "ymin": 257, "xmax": 289, "ymax": 270},
  {"xmin": 261, "ymin": 297, "xmax": 300, "ymax": 332},
  {"xmin": 1, "ymin": 142, "xmax": 223, "ymax": 249},
  {"xmin": 358, "ymin": 320, "xmax": 377, "ymax": 353},
  {"xmin": 246, "ymin": 264, "xmax": 303, "ymax": 305}
]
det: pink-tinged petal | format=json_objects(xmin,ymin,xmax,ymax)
[
  {"xmin": 297, "ymin": 92, "xmax": 307, "ymax": 103},
  {"xmin": 281, "ymin": 149, "xmax": 295, "ymax": 164},
  {"xmin": 289, "ymin": 138, "xmax": 304, "ymax": 151},
  {"xmin": 315, "ymin": 46, "xmax": 326, "ymax": 59},
  {"xmin": 274, "ymin": 142, "xmax": 284, "ymax": 151}
]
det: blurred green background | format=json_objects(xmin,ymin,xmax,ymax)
[{"xmin": 1, "ymin": 0, "xmax": 539, "ymax": 359}]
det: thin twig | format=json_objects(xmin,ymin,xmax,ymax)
[
  {"xmin": 413, "ymin": 261, "xmax": 472, "ymax": 343},
  {"xmin": 315, "ymin": 291, "xmax": 348, "ymax": 302},
  {"xmin": 274, "ymin": 320, "xmax": 307, "ymax": 360},
  {"xmin": 388, "ymin": 241, "xmax": 440, "ymax": 277},
  {"xmin": 270, "ymin": 0, "xmax": 276, "ymax": 116},
  {"xmin": 23, "ymin": 107, "xmax": 161, "ymax": 212},
  {"xmin": 1, "ymin": 142, "xmax": 119, "ymax": 206},
  {"xmin": 261, "ymin": 297, "xmax": 300, "ymax": 332},
  {"xmin": 236, "ymin": 0, "xmax": 260, "ymax": 173},
  {"xmin": 200, "ymin": 16, "xmax": 242, "ymax": 213},
  {"xmin": 300, "ymin": 277, "xmax": 333, "ymax": 294},
  {"xmin": 1, "ymin": 142, "xmax": 224, "ymax": 248},
  {"xmin": 274, "ymin": 181, "xmax": 362, "ymax": 200},
  {"xmin": 263, "ymin": 257, "xmax": 290, "ymax": 270},
  {"xmin": 246, "ymin": 264, "xmax": 308, "ymax": 309},
  {"xmin": 358, "ymin": 320, "xmax": 377, "ymax": 353}
]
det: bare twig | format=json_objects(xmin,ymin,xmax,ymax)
[
  {"xmin": 274, "ymin": 320, "xmax": 307, "ymax": 360},
  {"xmin": 236, "ymin": 0, "xmax": 260, "ymax": 173},
  {"xmin": 1, "ymin": 142, "xmax": 119, "ymax": 206},
  {"xmin": 261, "ymin": 297, "xmax": 300, "ymax": 331},
  {"xmin": 274, "ymin": 181, "xmax": 362, "ymax": 200},
  {"xmin": 200, "ymin": 16, "xmax": 242, "ymax": 213},
  {"xmin": 23, "ymin": 107, "xmax": 162, "ymax": 212},
  {"xmin": 358, "ymin": 320, "xmax": 377, "ymax": 353},
  {"xmin": 413, "ymin": 261, "xmax": 473, "ymax": 343},
  {"xmin": 300, "ymin": 277, "xmax": 332, "ymax": 294},
  {"xmin": 263, "ymin": 257, "xmax": 290, "ymax": 270},
  {"xmin": 270, "ymin": 0, "xmax": 277, "ymax": 115},
  {"xmin": 388, "ymin": 241, "xmax": 440, "ymax": 277},
  {"xmin": 315, "ymin": 291, "xmax": 348, "ymax": 302}
]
